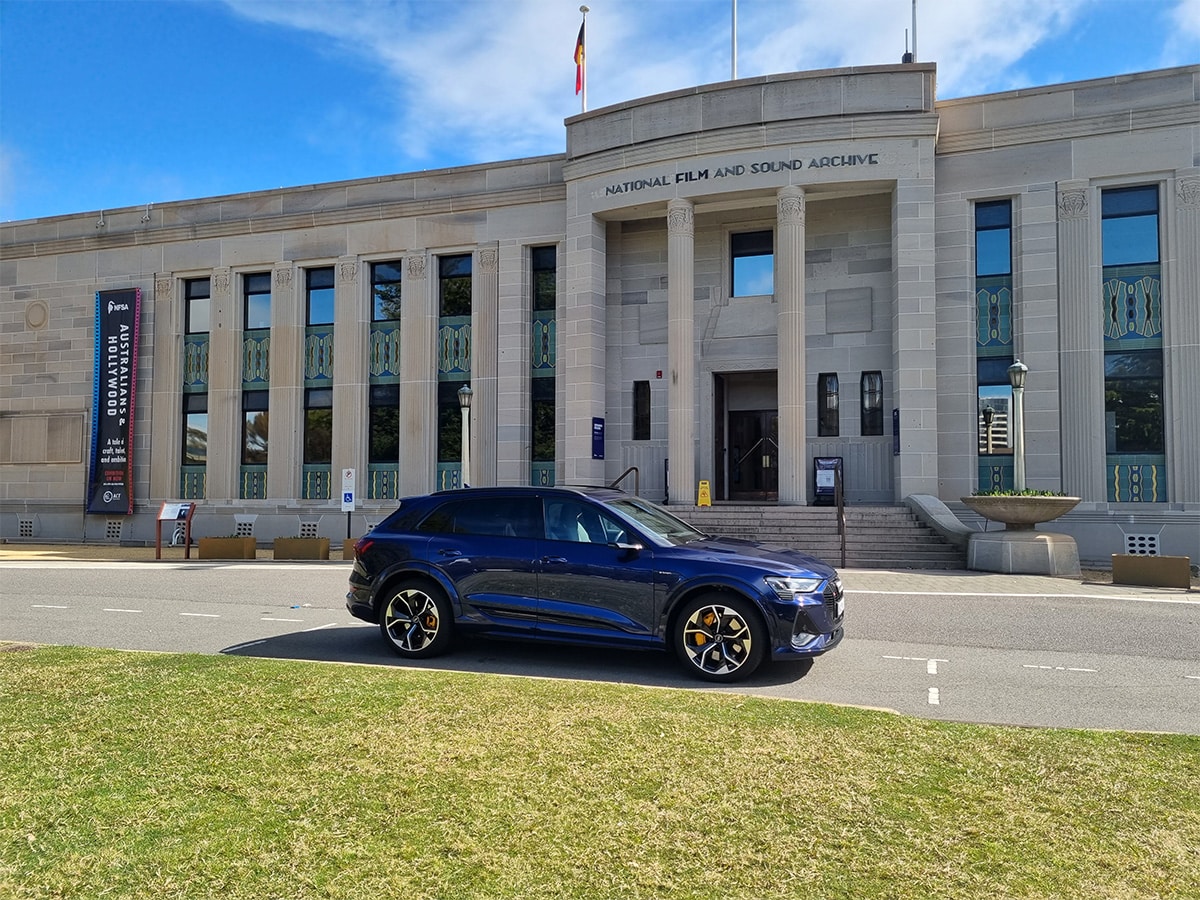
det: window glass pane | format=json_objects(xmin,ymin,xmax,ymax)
[
  {"xmin": 731, "ymin": 231, "xmax": 773, "ymax": 256},
  {"xmin": 372, "ymin": 261, "xmax": 403, "ymax": 321},
  {"xmin": 437, "ymin": 381, "xmax": 466, "ymax": 463},
  {"xmin": 306, "ymin": 268, "xmax": 335, "ymax": 326},
  {"xmin": 184, "ymin": 413, "xmax": 207, "ymax": 465},
  {"xmin": 975, "ymin": 229, "xmax": 1011, "ymax": 277},
  {"xmin": 633, "ymin": 381, "xmax": 651, "ymax": 441},
  {"xmin": 440, "ymin": 255, "xmax": 472, "ymax": 317},
  {"xmin": 1105, "ymin": 377, "xmax": 1163, "ymax": 453},
  {"xmin": 1101, "ymin": 186, "xmax": 1157, "ymax": 217},
  {"xmin": 1102, "ymin": 215, "xmax": 1159, "ymax": 266},
  {"xmin": 818, "ymin": 373, "xmax": 839, "ymax": 437},
  {"xmin": 978, "ymin": 386, "xmax": 1013, "ymax": 454},
  {"xmin": 974, "ymin": 201, "xmax": 1011, "ymax": 229},
  {"xmin": 532, "ymin": 246, "xmax": 557, "ymax": 312},
  {"xmin": 186, "ymin": 278, "xmax": 210, "ymax": 334},
  {"xmin": 244, "ymin": 273, "xmax": 272, "ymax": 330},
  {"xmin": 977, "ymin": 356, "xmax": 1015, "ymax": 385},
  {"xmin": 733, "ymin": 254, "xmax": 773, "ymax": 297},
  {"xmin": 531, "ymin": 378, "xmax": 555, "ymax": 463},
  {"xmin": 369, "ymin": 384, "xmax": 400, "ymax": 463},
  {"xmin": 860, "ymin": 371, "xmax": 883, "ymax": 436},
  {"xmin": 243, "ymin": 411, "xmax": 269, "ymax": 464},
  {"xmin": 304, "ymin": 408, "xmax": 332, "ymax": 464},
  {"xmin": 1104, "ymin": 350, "xmax": 1163, "ymax": 379}
]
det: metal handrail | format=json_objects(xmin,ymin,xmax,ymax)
[
  {"xmin": 609, "ymin": 466, "xmax": 640, "ymax": 496},
  {"xmin": 836, "ymin": 466, "xmax": 847, "ymax": 568}
]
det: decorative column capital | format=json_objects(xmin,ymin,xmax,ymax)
[
  {"xmin": 478, "ymin": 247, "xmax": 499, "ymax": 274},
  {"xmin": 406, "ymin": 253, "xmax": 427, "ymax": 280},
  {"xmin": 777, "ymin": 185, "xmax": 806, "ymax": 225},
  {"xmin": 155, "ymin": 275, "xmax": 172, "ymax": 298},
  {"xmin": 1057, "ymin": 186, "xmax": 1089, "ymax": 220},
  {"xmin": 1177, "ymin": 176, "xmax": 1200, "ymax": 209},
  {"xmin": 211, "ymin": 267, "xmax": 231, "ymax": 296},
  {"xmin": 273, "ymin": 264, "xmax": 293, "ymax": 288},
  {"xmin": 338, "ymin": 259, "xmax": 359, "ymax": 283},
  {"xmin": 666, "ymin": 198, "xmax": 694, "ymax": 236}
]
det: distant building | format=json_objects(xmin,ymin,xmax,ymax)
[{"xmin": 2, "ymin": 62, "xmax": 1197, "ymax": 563}]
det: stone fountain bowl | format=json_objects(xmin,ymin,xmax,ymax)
[{"xmin": 960, "ymin": 495, "xmax": 1081, "ymax": 530}]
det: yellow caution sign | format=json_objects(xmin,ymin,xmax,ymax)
[{"xmin": 697, "ymin": 480, "xmax": 711, "ymax": 507}]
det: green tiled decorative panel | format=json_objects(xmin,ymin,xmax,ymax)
[
  {"xmin": 183, "ymin": 335, "xmax": 209, "ymax": 391},
  {"xmin": 180, "ymin": 466, "xmax": 206, "ymax": 499},
  {"xmin": 437, "ymin": 463, "xmax": 463, "ymax": 490},
  {"xmin": 368, "ymin": 464, "xmax": 399, "ymax": 500},
  {"xmin": 977, "ymin": 458, "xmax": 1014, "ymax": 494},
  {"xmin": 242, "ymin": 330, "xmax": 270, "ymax": 386},
  {"xmin": 1108, "ymin": 457, "xmax": 1166, "ymax": 502},
  {"xmin": 302, "ymin": 465, "xmax": 331, "ymax": 500},
  {"xmin": 1103, "ymin": 271, "xmax": 1161, "ymax": 343},
  {"xmin": 369, "ymin": 322, "xmax": 402, "ymax": 381},
  {"xmin": 438, "ymin": 317, "xmax": 471, "ymax": 378},
  {"xmin": 530, "ymin": 461, "xmax": 555, "ymax": 487},
  {"xmin": 304, "ymin": 327, "xmax": 334, "ymax": 384},
  {"xmin": 975, "ymin": 278, "xmax": 1012, "ymax": 349},
  {"xmin": 532, "ymin": 312, "xmax": 556, "ymax": 371},
  {"xmin": 240, "ymin": 465, "xmax": 267, "ymax": 500}
]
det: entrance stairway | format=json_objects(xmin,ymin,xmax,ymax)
[{"xmin": 673, "ymin": 503, "xmax": 966, "ymax": 570}]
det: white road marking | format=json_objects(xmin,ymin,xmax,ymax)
[
  {"xmin": 852, "ymin": 589, "xmax": 1200, "ymax": 605},
  {"xmin": 103, "ymin": 608, "xmax": 142, "ymax": 614},
  {"xmin": 180, "ymin": 612, "xmax": 220, "ymax": 618},
  {"xmin": 301, "ymin": 622, "xmax": 342, "ymax": 632},
  {"xmin": 927, "ymin": 659, "xmax": 939, "ymax": 676},
  {"xmin": 1185, "ymin": 675, "xmax": 1200, "ymax": 681},
  {"xmin": 1022, "ymin": 665, "xmax": 1098, "ymax": 673},
  {"xmin": 261, "ymin": 617, "xmax": 304, "ymax": 623},
  {"xmin": 928, "ymin": 688, "xmax": 940, "ymax": 705},
  {"xmin": 32, "ymin": 604, "xmax": 70, "ymax": 609}
]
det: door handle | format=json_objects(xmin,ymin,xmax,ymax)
[
  {"xmin": 438, "ymin": 549, "xmax": 463, "ymax": 558},
  {"xmin": 541, "ymin": 556, "xmax": 568, "ymax": 564}
]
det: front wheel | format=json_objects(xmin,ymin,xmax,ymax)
[
  {"xmin": 673, "ymin": 594, "xmax": 767, "ymax": 683},
  {"xmin": 378, "ymin": 580, "xmax": 453, "ymax": 659}
]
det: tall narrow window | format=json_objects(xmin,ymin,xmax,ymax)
[
  {"xmin": 185, "ymin": 277, "xmax": 210, "ymax": 335},
  {"xmin": 731, "ymin": 230, "xmax": 773, "ymax": 297},
  {"xmin": 436, "ymin": 255, "xmax": 472, "ymax": 488},
  {"xmin": 860, "ymin": 371, "xmax": 883, "ymax": 436},
  {"xmin": 974, "ymin": 200, "xmax": 1014, "ymax": 491},
  {"xmin": 181, "ymin": 278, "xmax": 210, "ymax": 499},
  {"xmin": 303, "ymin": 388, "xmax": 333, "ymax": 465},
  {"xmin": 306, "ymin": 267, "xmax": 335, "ymax": 325},
  {"xmin": 242, "ymin": 391, "xmax": 269, "ymax": 465},
  {"xmin": 818, "ymin": 373, "xmax": 839, "ymax": 437},
  {"xmin": 372, "ymin": 261, "xmax": 402, "ymax": 321},
  {"xmin": 439, "ymin": 254, "xmax": 472, "ymax": 317},
  {"xmin": 183, "ymin": 394, "xmax": 208, "ymax": 466},
  {"xmin": 244, "ymin": 272, "xmax": 271, "ymax": 330},
  {"xmin": 633, "ymin": 381, "xmax": 651, "ymax": 441},
  {"xmin": 530, "ymin": 245, "xmax": 556, "ymax": 485},
  {"xmin": 1102, "ymin": 185, "xmax": 1164, "ymax": 501},
  {"xmin": 369, "ymin": 385, "xmax": 400, "ymax": 465}
]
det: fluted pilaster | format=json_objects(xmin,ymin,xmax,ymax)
[{"xmin": 776, "ymin": 186, "xmax": 807, "ymax": 504}]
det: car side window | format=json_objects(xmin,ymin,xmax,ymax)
[
  {"xmin": 417, "ymin": 497, "xmax": 541, "ymax": 538},
  {"xmin": 544, "ymin": 499, "xmax": 627, "ymax": 545}
]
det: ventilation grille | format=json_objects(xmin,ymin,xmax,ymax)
[
  {"xmin": 234, "ymin": 521, "xmax": 255, "ymax": 537},
  {"xmin": 1124, "ymin": 534, "xmax": 1159, "ymax": 556},
  {"xmin": 299, "ymin": 522, "xmax": 320, "ymax": 539},
  {"xmin": 18, "ymin": 517, "xmax": 35, "ymax": 538},
  {"xmin": 105, "ymin": 519, "xmax": 124, "ymax": 542}
]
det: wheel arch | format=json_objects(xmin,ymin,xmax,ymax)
[{"xmin": 372, "ymin": 563, "xmax": 459, "ymax": 619}]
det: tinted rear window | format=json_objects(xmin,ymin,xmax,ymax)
[{"xmin": 418, "ymin": 496, "xmax": 542, "ymax": 539}]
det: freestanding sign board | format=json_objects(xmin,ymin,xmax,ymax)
[{"xmin": 87, "ymin": 288, "xmax": 141, "ymax": 514}]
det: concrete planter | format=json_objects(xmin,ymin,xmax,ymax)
[
  {"xmin": 198, "ymin": 537, "xmax": 257, "ymax": 559},
  {"xmin": 342, "ymin": 539, "xmax": 358, "ymax": 560},
  {"xmin": 273, "ymin": 537, "xmax": 330, "ymax": 560},
  {"xmin": 961, "ymin": 496, "xmax": 1081, "ymax": 531}
]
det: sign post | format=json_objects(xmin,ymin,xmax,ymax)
[
  {"xmin": 341, "ymin": 468, "xmax": 356, "ymax": 539},
  {"xmin": 155, "ymin": 502, "xmax": 196, "ymax": 560}
]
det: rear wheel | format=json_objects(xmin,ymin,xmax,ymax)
[
  {"xmin": 378, "ymin": 580, "xmax": 453, "ymax": 659},
  {"xmin": 673, "ymin": 594, "xmax": 766, "ymax": 682}
]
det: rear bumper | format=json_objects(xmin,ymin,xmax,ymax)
[{"xmin": 346, "ymin": 588, "xmax": 376, "ymax": 624}]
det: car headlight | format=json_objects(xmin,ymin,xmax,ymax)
[{"xmin": 764, "ymin": 575, "xmax": 826, "ymax": 603}]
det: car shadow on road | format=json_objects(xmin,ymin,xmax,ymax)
[{"xmin": 220, "ymin": 624, "xmax": 814, "ymax": 690}]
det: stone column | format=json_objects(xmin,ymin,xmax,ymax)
[
  {"xmin": 1167, "ymin": 173, "xmax": 1200, "ymax": 502},
  {"xmin": 148, "ymin": 273, "xmax": 183, "ymax": 501},
  {"xmin": 398, "ymin": 252, "xmax": 436, "ymax": 496},
  {"xmin": 1056, "ymin": 181, "xmax": 1106, "ymax": 501},
  {"xmin": 331, "ymin": 256, "xmax": 366, "ymax": 489},
  {"xmin": 267, "ymin": 262, "xmax": 301, "ymax": 500},
  {"xmin": 890, "ymin": 177, "xmax": 940, "ymax": 499},
  {"xmin": 776, "ymin": 186, "xmax": 807, "ymax": 504},
  {"xmin": 205, "ymin": 267, "xmax": 239, "ymax": 501},
  {"xmin": 473, "ymin": 245, "xmax": 499, "ymax": 486},
  {"xmin": 666, "ymin": 199, "xmax": 696, "ymax": 505},
  {"xmin": 495, "ymin": 238, "xmax": 531, "ymax": 486},
  {"xmin": 562, "ymin": 212, "xmax": 607, "ymax": 486}
]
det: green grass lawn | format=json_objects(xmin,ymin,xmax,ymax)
[{"xmin": 1, "ymin": 644, "xmax": 1197, "ymax": 899}]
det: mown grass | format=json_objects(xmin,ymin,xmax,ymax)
[{"xmin": 1, "ymin": 645, "xmax": 1197, "ymax": 899}]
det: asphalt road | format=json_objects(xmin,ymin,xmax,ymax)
[{"xmin": 2, "ymin": 559, "xmax": 1197, "ymax": 734}]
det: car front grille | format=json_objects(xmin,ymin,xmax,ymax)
[{"xmin": 823, "ymin": 578, "xmax": 844, "ymax": 622}]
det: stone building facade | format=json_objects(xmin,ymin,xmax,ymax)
[{"xmin": 2, "ymin": 62, "xmax": 1197, "ymax": 563}]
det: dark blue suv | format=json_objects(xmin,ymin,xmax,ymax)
[{"xmin": 347, "ymin": 486, "xmax": 843, "ymax": 682}]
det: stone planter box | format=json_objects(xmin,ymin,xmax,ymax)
[
  {"xmin": 1112, "ymin": 554, "xmax": 1192, "ymax": 589},
  {"xmin": 961, "ymin": 496, "xmax": 1081, "ymax": 530},
  {"xmin": 198, "ymin": 537, "xmax": 257, "ymax": 559},
  {"xmin": 342, "ymin": 539, "xmax": 358, "ymax": 560},
  {"xmin": 273, "ymin": 537, "xmax": 330, "ymax": 560}
]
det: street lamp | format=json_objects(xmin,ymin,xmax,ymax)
[
  {"xmin": 457, "ymin": 384, "xmax": 473, "ymax": 488},
  {"xmin": 1007, "ymin": 360, "xmax": 1028, "ymax": 492},
  {"xmin": 982, "ymin": 405, "xmax": 995, "ymax": 456}
]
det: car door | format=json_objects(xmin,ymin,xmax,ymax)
[
  {"xmin": 422, "ymin": 495, "xmax": 542, "ymax": 634},
  {"xmin": 536, "ymin": 496, "xmax": 659, "ymax": 646}
]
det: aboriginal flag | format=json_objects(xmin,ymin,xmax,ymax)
[{"xmin": 574, "ymin": 20, "xmax": 585, "ymax": 95}]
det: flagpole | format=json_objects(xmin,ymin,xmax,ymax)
[
  {"xmin": 731, "ymin": 0, "xmax": 737, "ymax": 80},
  {"xmin": 579, "ymin": 6, "xmax": 589, "ymax": 113}
]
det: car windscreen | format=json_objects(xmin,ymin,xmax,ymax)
[{"xmin": 604, "ymin": 497, "xmax": 707, "ymax": 546}]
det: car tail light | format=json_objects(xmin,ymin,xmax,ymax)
[{"xmin": 353, "ymin": 538, "xmax": 373, "ymax": 559}]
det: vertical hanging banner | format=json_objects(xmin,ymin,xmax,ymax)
[{"xmin": 87, "ymin": 288, "xmax": 141, "ymax": 514}]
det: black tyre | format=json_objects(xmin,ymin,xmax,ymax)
[
  {"xmin": 673, "ymin": 594, "xmax": 767, "ymax": 682},
  {"xmin": 378, "ymin": 579, "xmax": 453, "ymax": 659}
]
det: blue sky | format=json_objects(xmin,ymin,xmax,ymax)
[{"xmin": 1, "ymin": 0, "xmax": 1197, "ymax": 223}]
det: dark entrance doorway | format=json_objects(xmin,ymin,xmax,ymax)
[{"xmin": 728, "ymin": 410, "xmax": 778, "ymax": 500}]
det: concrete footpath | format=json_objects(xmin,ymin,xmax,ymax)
[{"xmin": 1, "ymin": 542, "xmax": 1195, "ymax": 600}]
